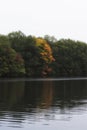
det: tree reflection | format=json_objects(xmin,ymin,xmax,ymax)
[
  {"xmin": 38, "ymin": 81, "xmax": 54, "ymax": 109},
  {"xmin": 0, "ymin": 81, "xmax": 25, "ymax": 110},
  {"xmin": 0, "ymin": 80, "xmax": 87, "ymax": 122}
]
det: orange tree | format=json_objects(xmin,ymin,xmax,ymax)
[{"xmin": 35, "ymin": 38, "xmax": 55, "ymax": 77}]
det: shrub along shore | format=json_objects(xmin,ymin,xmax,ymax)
[{"xmin": 0, "ymin": 31, "xmax": 87, "ymax": 77}]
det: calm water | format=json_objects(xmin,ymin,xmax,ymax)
[{"xmin": 0, "ymin": 78, "xmax": 87, "ymax": 130}]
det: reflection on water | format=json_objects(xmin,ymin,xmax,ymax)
[{"xmin": 0, "ymin": 79, "xmax": 87, "ymax": 129}]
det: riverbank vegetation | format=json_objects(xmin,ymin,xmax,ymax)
[{"xmin": 0, "ymin": 31, "xmax": 87, "ymax": 77}]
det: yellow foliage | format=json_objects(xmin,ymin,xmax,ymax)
[{"xmin": 36, "ymin": 38, "xmax": 54, "ymax": 63}]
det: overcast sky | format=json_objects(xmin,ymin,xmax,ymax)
[{"xmin": 0, "ymin": 0, "xmax": 87, "ymax": 42}]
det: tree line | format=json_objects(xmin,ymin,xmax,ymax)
[{"xmin": 0, "ymin": 31, "xmax": 87, "ymax": 77}]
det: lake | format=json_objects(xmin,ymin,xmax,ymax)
[{"xmin": 0, "ymin": 78, "xmax": 87, "ymax": 130}]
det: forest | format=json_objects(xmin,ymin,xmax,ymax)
[{"xmin": 0, "ymin": 31, "xmax": 87, "ymax": 77}]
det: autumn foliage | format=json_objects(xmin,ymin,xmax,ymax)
[
  {"xmin": 0, "ymin": 31, "xmax": 87, "ymax": 77},
  {"xmin": 36, "ymin": 38, "xmax": 54, "ymax": 63}
]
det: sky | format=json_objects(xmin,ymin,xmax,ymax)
[{"xmin": 0, "ymin": 0, "xmax": 87, "ymax": 42}]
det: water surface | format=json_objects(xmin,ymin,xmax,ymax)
[{"xmin": 0, "ymin": 78, "xmax": 87, "ymax": 130}]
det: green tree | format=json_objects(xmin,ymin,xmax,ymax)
[
  {"xmin": 0, "ymin": 44, "xmax": 25, "ymax": 77},
  {"xmin": 44, "ymin": 35, "xmax": 57, "ymax": 44},
  {"xmin": 51, "ymin": 39, "xmax": 87, "ymax": 77},
  {"xmin": 8, "ymin": 31, "xmax": 26, "ymax": 53}
]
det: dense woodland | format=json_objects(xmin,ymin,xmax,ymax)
[{"xmin": 0, "ymin": 31, "xmax": 87, "ymax": 77}]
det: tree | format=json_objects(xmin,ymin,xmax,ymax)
[
  {"xmin": 44, "ymin": 35, "xmax": 57, "ymax": 43},
  {"xmin": 0, "ymin": 34, "xmax": 10, "ymax": 46},
  {"xmin": 8, "ymin": 32, "xmax": 55, "ymax": 77},
  {"xmin": 0, "ymin": 44, "xmax": 25, "ymax": 77},
  {"xmin": 8, "ymin": 31, "xmax": 26, "ymax": 53},
  {"xmin": 35, "ymin": 38, "xmax": 55, "ymax": 76},
  {"xmin": 51, "ymin": 39, "xmax": 87, "ymax": 77}
]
